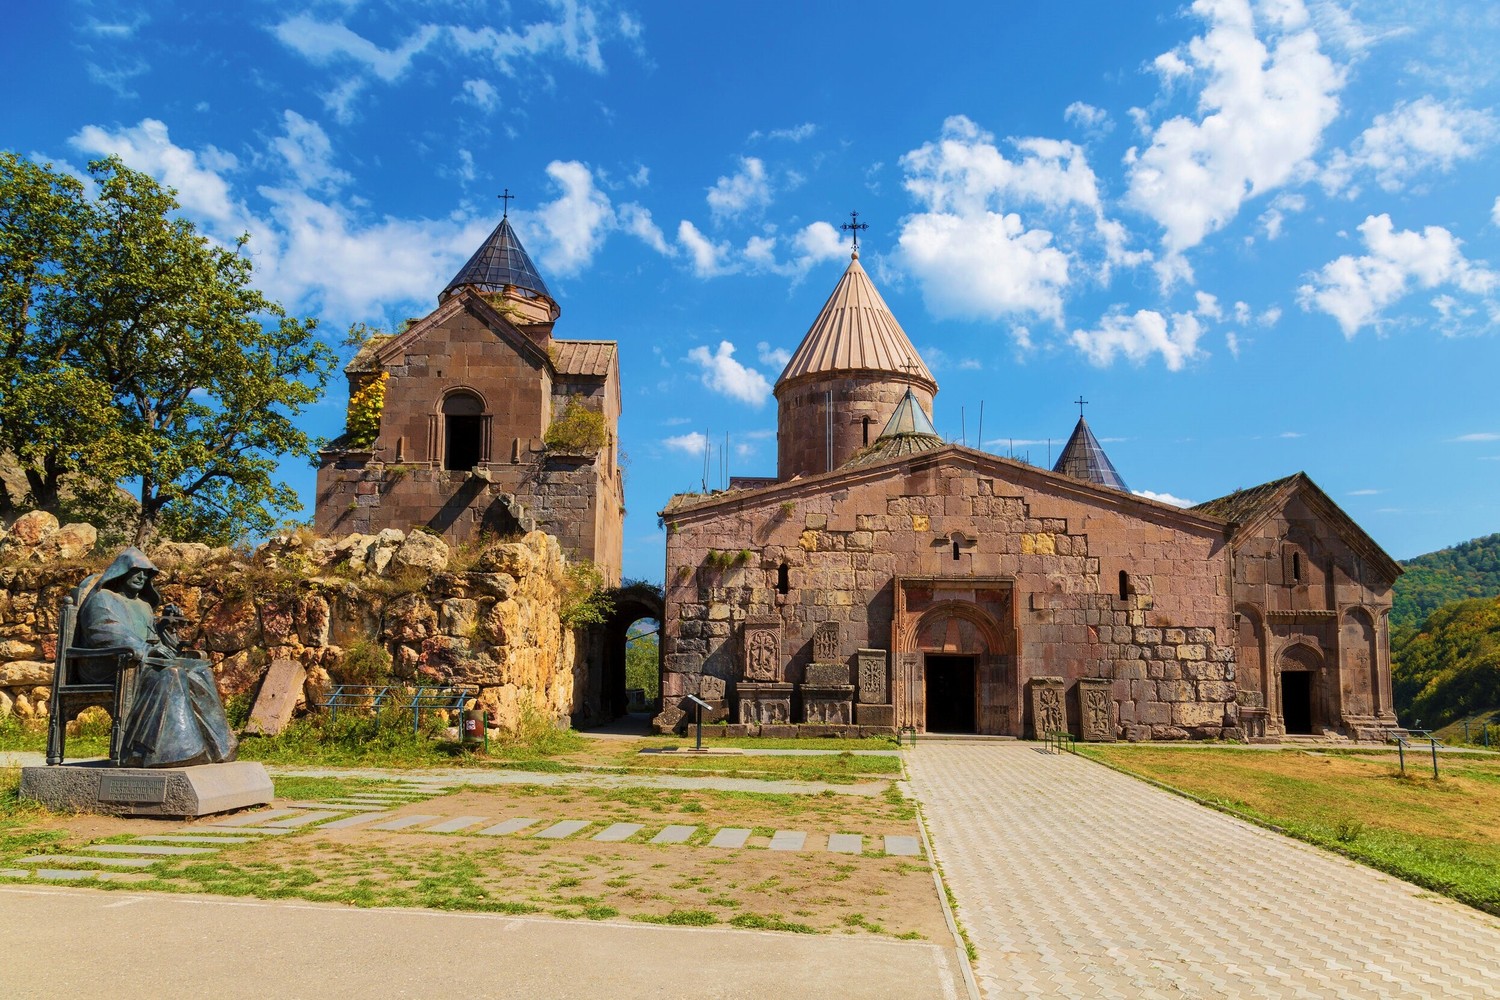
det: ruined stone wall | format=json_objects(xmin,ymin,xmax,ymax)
[
  {"xmin": 0, "ymin": 512, "xmax": 582, "ymax": 732},
  {"xmin": 662, "ymin": 450, "xmax": 1240, "ymax": 739},
  {"xmin": 1228, "ymin": 493, "xmax": 1398, "ymax": 740}
]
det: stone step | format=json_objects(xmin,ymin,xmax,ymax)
[
  {"xmin": 592, "ymin": 823, "xmax": 643, "ymax": 842},
  {"xmin": 533, "ymin": 820, "xmax": 590, "ymax": 840},
  {"xmin": 84, "ymin": 844, "xmax": 217, "ymax": 856},
  {"xmin": 34, "ymin": 869, "xmax": 152, "ymax": 882},
  {"xmin": 650, "ymin": 825, "xmax": 696, "ymax": 845},
  {"xmin": 708, "ymin": 828, "xmax": 751, "ymax": 849},
  {"xmin": 207, "ymin": 808, "xmax": 304, "ymax": 827},
  {"xmin": 476, "ymin": 818, "xmax": 539, "ymax": 837},
  {"xmin": 282, "ymin": 802, "xmax": 389, "ymax": 811},
  {"xmin": 194, "ymin": 825, "xmax": 294, "ymax": 834},
  {"xmin": 135, "ymin": 835, "xmax": 259, "ymax": 845},
  {"xmin": 17, "ymin": 855, "xmax": 158, "ymax": 868},
  {"xmin": 367, "ymin": 815, "xmax": 443, "ymax": 831},
  {"xmin": 827, "ymin": 834, "xmax": 862, "ymax": 854},
  {"xmin": 260, "ymin": 811, "xmax": 347, "ymax": 829},
  {"xmin": 768, "ymin": 831, "xmax": 806, "ymax": 852},
  {"xmin": 424, "ymin": 816, "xmax": 489, "ymax": 833},
  {"xmin": 883, "ymin": 835, "xmax": 921, "ymax": 857},
  {"xmin": 317, "ymin": 812, "xmax": 396, "ymax": 830}
]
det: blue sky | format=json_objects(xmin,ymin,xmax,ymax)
[{"xmin": 5, "ymin": 0, "xmax": 1499, "ymax": 582}]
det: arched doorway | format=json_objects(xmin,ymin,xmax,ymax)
[
  {"xmin": 900, "ymin": 595, "xmax": 1015, "ymax": 735},
  {"xmin": 594, "ymin": 583, "xmax": 665, "ymax": 723},
  {"xmin": 1278, "ymin": 644, "xmax": 1323, "ymax": 735},
  {"xmin": 442, "ymin": 390, "xmax": 486, "ymax": 471}
]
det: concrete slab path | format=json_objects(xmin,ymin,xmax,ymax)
[
  {"xmin": 0, "ymin": 885, "xmax": 969, "ymax": 1000},
  {"xmin": 907, "ymin": 742, "xmax": 1500, "ymax": 999}
]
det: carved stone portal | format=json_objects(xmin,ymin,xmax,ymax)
[
  {"xmin": 1027, "ymin": 676, "xmax": 1067, "ymax": 739},
  {"xmin": 812, "ymin": 621, "xmax": 840, "ymax": 663},
  {"xmin": 741, "ymin": 617, "xmax": 782, "ymax": 682},
  {"xmin": 737, "ymin": 682, "xmax": 792, "ymax": 725},
  {"xmin": 856, "ymin": 649, "xmax": 888, "ymax": 704},
  {"xmin": 1076, "ymin": 678, "xmax": 1115, "ymax": 742}
]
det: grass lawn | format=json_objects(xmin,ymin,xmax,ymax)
[{"xmin": 1080, "ymin": 745, "xmax": 1500, "ymax": 916}]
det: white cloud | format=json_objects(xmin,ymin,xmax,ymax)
[
  {"xmin": 1258, "ymin": 192, "xmax": 1305, "ymax": 239},
  {"xmin": 1297, "ymin": 214, "xmax": 1497, "ymax": 336},
  {"xmin": 897, "ymin": 115, "xmax": 1146, "ymax": 322},
  {"xmin": 83, "ymin": 15, "xmax": 146, "ymax": 38},
  {"xmin": 449, "ymin": 1, "xmax": 617, "ymax": 75},
  {"xmin": 1195, "ymin": 291, "xmax": 1223, "ymax": 319},
  {"xmin": 663, "ymin": 432, "xmax": 709, "ymax": 455},
  {"xmin": 1133, "ymin": 489, "xmax": 1195, "ymax": 508},
  {"xmin": 1279, "ymin": 431, "xmax": 1304, "ymax": 438},
  {"xmin": 1064, "ymin": 102, "xmax": 1112, "ymax": 132},
  {"xmin": 1454, "ymin": 432, "xmax": 1500, "ymax": 442},
  {"xmin": 751, "ymin": 123, "xmax": 818, "ymax": 142},
  {"xmin": 629, "ymin": 165, "xmax": 649, "ymax": 188},
  {"xmin": 677, "ymin": 221, "xmax": 734, "ymax": 277},
  {"xmin": 686, "ymin": 341, "xmax": 772, "ymax": 406},
  {"xmin": 707, "ymin": 157, "xmax": 772, "ymax": 221},
  {"xmin": 272, "ymin": 111, "xmax": 350, "ymax": 193},
  {"xmin": 1069, "ymin": 309, "xmax": 1206, "ymax": 371},
  {"xmin": 1225, "ymin": 330, "xmax": 1241, "ymax": 359},
  {"xmin": 1125, "ymin": 0, "xmax": 1345, "ymax": 283},
  {"xmin": 1346, "ymin": 488, "xmax": 1383, "ymax": 495},
  {"xmin": 1323, "ymin": 98, "xmax": 1498, "ymax": 195},
  {"xmin": 71, "ymin": 119, "xmax": 249, "ymax": 234},
  {"xmin": 322, "ymin": 78, "xmax": 366, "ymax": 126},
  {"xmin": 272, "ymin": 17, "xmax": 441, "ymax": 82},
  {"xmin": 522, "ymin": 160, "xmax": 615, "ymax": 275},
  {"xmin": 757, "ymin": 342, "xmax": 791, "ymax": 369},
  {"xmin": 617, "ymin": 203, "xmax": 672, "ymax": 256},
  {"xmin": 460, "ymin": 79, "xmax": 500, "ymax": 112}
]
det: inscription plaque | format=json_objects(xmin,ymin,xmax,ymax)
[{"xmin": 98, "ymin": 772, "xmax": 169, "ymax": 804}]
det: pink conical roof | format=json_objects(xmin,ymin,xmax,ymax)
[{"xmin": 776, "ymin": 252, "xmax": 936, "ymax": 391}]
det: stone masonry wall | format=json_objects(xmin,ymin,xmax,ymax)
[
  {"xmin": 662, "ymin": 449, "xmax": 1239, "ymax": 739},
  {"xmin": 0, "ymin": 511, "xmax": 582, "ymax": 732}
]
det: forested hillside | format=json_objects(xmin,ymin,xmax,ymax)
[
  {"xmin": 1391, "ymin": 533, "xmax": 1500, "ymax": 631},
  {"xmin": 1391, "ymin": 595, "xmax": 1500, "ymax": 729}
]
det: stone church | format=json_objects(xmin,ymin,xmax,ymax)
[
  {"xmin": 657, "ymin": 246, "xmax": 1403, "ymax": 742},
  {"xmin": 316, "ymin": 214, "xmax": 624, "ymax": 584}
]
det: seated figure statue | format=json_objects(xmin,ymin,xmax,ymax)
[{"xmin": 75, "ymin": 548, "xmax": 238, "ymax": 768}]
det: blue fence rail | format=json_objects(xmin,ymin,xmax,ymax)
[{"xmin": 319, "ymin": 683, "xmax": 478, "ymax": 734}]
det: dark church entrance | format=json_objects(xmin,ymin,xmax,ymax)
[
  {"xmin": 924, "ymin": 655, "xmax": 976, "ymax": 733},
  {"xmin": 1281, "ymin": 671, "xmax": 1314, "ymax": 734}
]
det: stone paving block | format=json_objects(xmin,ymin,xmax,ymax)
[
  {"xmin": 425, "ymin": 816, "xmax": 489, "ymax": 833},
  {"xmin": 96, "ymin": 872, "xmax": 153, "ymax": 883},
  {"xmin": 206, "ymin": 808, "xmax": 303, "ymax": 827},
  {"xmin": 19, "ymin": 856, "xmax": 157, "ymax": 868},
  {"xmin": 367, "ymin": 814, "xmax": 442, "ymax": 831},
  {"xmin": 592, "ymin": 823, "xmax": 643, "ymax": 842},
  {"xmin": 650, "ymin": 825, "xmax": 696, "ymax": 844},
  {"xmin": 317, "ymin": 812, "xmax": 396, "ymax": 830},
  {"xmin": 135, "ymin": 835, "xmax": 258, "ymax": 845},
  {"xmin": 708, "ymin": 828, "xmax": 750, "ymax": 849},
  {"xmin": 84, "ymin": 844, "xmax": 217, "ymax": 856},
  {"xmin": 476, "ymin": 818, "xmax": 539, "ymax": 837},
  {"xmin": 36, "ymin": 869, "xmax": 100, "ymax": 881},
  {"xmin": 768, "ymin": 831, "xmax": 806, "ymax": 851},
  {"xmin": 195, "ymin": 825, "xmax": 293, "ymax": 834},
  {"xmin": 827, "ymin": 834, "xmax": 862, "ymax": 854},
  {"xmin": 1, "ymin": 869, "xmax": 29, "ymax": 878},
  {"xmin": 883, "ymin": 835, "xmax": 921, "ymax": 857},
  {"xmin": 283, "ymin": 802, "xmax": 390, "ymax": 811},
  {"xmin": 261, "ymin": 811, "xmax": 346, "ymax": 828},
  {"xmin": 534, "ymin": 820, "xmax": 590, "ymax": 840}
]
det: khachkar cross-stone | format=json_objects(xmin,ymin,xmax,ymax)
[
  {"xmin": 841, "ymin": 210, "xmax": 869, "ymax": 252},
  {"xmin": 498, "ymin": 188, "xmax": 515, "ymax": 219}
]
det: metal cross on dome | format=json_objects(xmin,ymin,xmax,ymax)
[
  {"xmin": 1075, "ymin": 396, "xmax": 1089, "ymax": 418},
  {"xmin": 498, "ymin": 188, "xmax": 515, "ymax": 219},
  {"xmin": 840, "ymin": 210, "xmax": 869, "ymax": 251}
]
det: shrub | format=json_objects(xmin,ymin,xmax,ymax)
[
  {"xmin": 544, "ymin": 395, "xmax": 608, "ymax": 451},
  {"xmin": 559, "ymin": 560, "xmax": 613, "ymax": 628},
  {"xmin": 345, "ymin": 371, "xmax": 389, "ymax": 449}
]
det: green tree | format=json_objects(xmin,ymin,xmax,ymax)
[
  {"xmin": 625, "ymin": 623, "xmax": 660, "ymax": 700},
  {"xmin": 0, "ymin": 153, "xmax": 334, "ymax": 543}
]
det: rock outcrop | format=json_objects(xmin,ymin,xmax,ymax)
[{"xmin": 0, "ymin": 520, "xmax": 582, "ymax": 733}]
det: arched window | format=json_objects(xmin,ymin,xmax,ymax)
[
  {"xmin": 443, "ymin": 391, "xmax": 485, "ymax": 471},
  {"xmin": 952, "ymin": 540, "xmax": 961, "ymax": 561},
  {"xmin": 1118, "ymin": 570, "xmax": 1130, "ymax": 601}
]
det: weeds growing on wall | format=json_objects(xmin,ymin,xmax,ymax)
[
  {"xmin": 543, "ymin": 395, "xmax": 608, "ymax": 452},
  {"xmin": 559, "ymin": 560, "xmax": 613, "ymax": 628},
  {"xmin": 345, "ymin": 371, "xmax": 388, "ymax": 450}
]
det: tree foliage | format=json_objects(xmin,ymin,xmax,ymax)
[
  {"xmin": 0, "ymin": 152, "xmax": 335, "ymax": 544},
  {"xmin": 1391, "ymin": 595, "xmax": 1500, "ymax": 727},
  {"xmin": 1391, "ymin": 532, "xmax": 1500, "ymax": 631}
]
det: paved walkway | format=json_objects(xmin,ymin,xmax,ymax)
[{"xmin": 907, "ymin": 743, "xmax": 1500, "ymax": 999}]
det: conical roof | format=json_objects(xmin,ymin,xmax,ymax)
[
  {"xmin": 442, "ymin": 217, "xmax": 556, "ymax": 310},
  {"xmin": 1053, "ymin": 417, "xmax": 1129, "ymax": 492},
  {"xmin": 842, "ymin": 389, "xmax": 944, "ymax": 468},
  {"xmin": 776, "ymin": 252, "xmax": 936, "ymax": 390}
]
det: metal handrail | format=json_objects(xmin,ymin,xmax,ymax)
[{"xmin": 1044, "ymin": 730, "xmax": 1077, "ymax": 754}]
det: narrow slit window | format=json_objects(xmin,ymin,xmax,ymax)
[
  {"xmin": 952, "ymin": 540, "xmax": 961, "ymax": 561},
  {"xmin": 1118, "ymin": 570, "xmax": 1130, "ymax": 601},
  {"xmin": 862, "ymin": 416, "xmax": 871, "ymax": 446},
  {"xmin": 776, "ymin": 563, "xmax": 790, "ymax": 595},
  {"xmin": 1292, "ymin": 552, "xmax": 1302, "ymax": 583}
]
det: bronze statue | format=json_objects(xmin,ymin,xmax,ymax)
[{"xmin": 75, "ymin": 548, "xmax": 237, "ymax": 768}]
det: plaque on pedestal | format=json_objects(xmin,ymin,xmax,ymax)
[
  {"xmin": 1027, "ymin": 676, "xmax": 1067, "ymax": 739},
  {"xmin": 1075, "ymin": 677, "xmax": 1115, "ymax": 742}
]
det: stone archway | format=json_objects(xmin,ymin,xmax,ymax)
[
  {"xmin": 1277, "ymin": 643, "xmax": 1324, "ymax": 735},
  {"xmin": 578, "ymin": 582, "xmax": 663, "ymax": 726},
  {"xmin": 894, "ymin": 582, "xmax": 1016, "ymax": 735}
]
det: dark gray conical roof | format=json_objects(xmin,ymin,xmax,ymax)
[
  {"xmin": 1053, "ymin": 417, "xmax": 1128, "ymax": 492},
  {"xmin": 442, "ymin": 217, "xmax": 553, "ymax": 303}
]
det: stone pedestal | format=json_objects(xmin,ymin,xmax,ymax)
[
  {"xmin": 1027, "ymin": 676, "xmax": 1067, "ymax": 739},
  {"xmin": 855, "ymin": 703, "xmax": 895, "ymax": 728},
  {"xmin": 737, "ymin": 682, "xmax": 792, "ymax": 725},
  {"xmin": 804, "ymin": 662, "xmax": 849, "ymax": 686},
  {"xmin": 802, "ymin": 685, "xmax": 854, "ymax": 725},
  {"xmin": 19, "ymin": 760, "xmax": 274, "ymax": 818},
  {"xmin": 1075, "ymin": 677, "xmax": 1115, "ymax": 742}
]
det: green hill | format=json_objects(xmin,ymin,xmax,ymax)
[
  {"xmin": 1391, "ymin": 595, "xmax": 1500, "ymax": 731},
  {"xmin": 1391, "ymin": 532, "xmax": 1500, "ymax": 631}
]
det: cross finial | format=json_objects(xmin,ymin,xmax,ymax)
[
  {"xmin": 1075, "ymin": 395, "xmax": 1088, "ymax": 418},
  {"xmin": 498, "ymin": 188, "xmax": 515, "ymax": 219},
  {"xmin": 840, "ymin": 210, "xmax": 869, "ymax": 255}
]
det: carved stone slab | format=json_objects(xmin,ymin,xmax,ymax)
[
  {"xmin": 812, "ymin": 621, "xmax": 840, "ymax": 663},
  {"xmin": 802, "ymin": 685, "xmax": 854, "ymax": 725},
  {"xmin": 857, "ymin": 649, "xmax": 888, "ymax": 704},
  {"xmin": 741, "ymin": 617, "xmax": 782, "ymax": 682},
  {"xmin": 737, "ymin": 682, "xmax": 792, "ymax": 725},
  {"xmin": 804, "ymin": 662, "xmax": 849, "ymax": 687},
  {"xmin": 1075, "ymin": 678, "xmax": 1115, "ymax": 742},
  {"xmin": 1027, "ymin": 676, "xmax": 1067, "ymax": 739},
  {"xmin": 245, "ymin": 658, "xmax": 306, "ymax": 737},
  {"xmin": 855, "ymin": 703, "xmax": 895, "ymax": 728}
]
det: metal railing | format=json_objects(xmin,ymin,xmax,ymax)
[
  {"xmin": 319, "ymin": 683, "xmax": 478, "ymax": 734},
  {"xmin": 1389, "ymin": 734, "xmax": 1443, "ymax": 778},
  {"xmin": 1044, "ymin": 730, "xmax": 1077, "ymax": 754}
]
